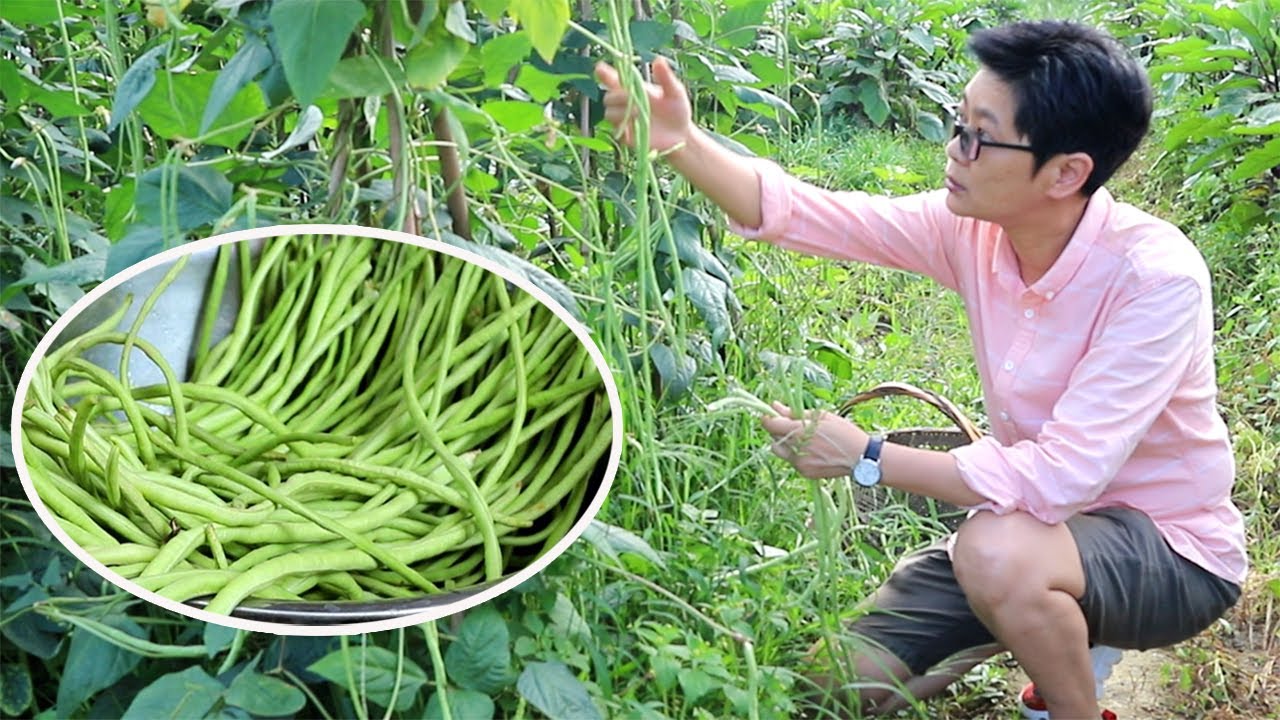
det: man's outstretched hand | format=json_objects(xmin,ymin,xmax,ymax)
[
  {"xmin": 761, "ymin": 403, "xmax": 870, "ymax": 479},
  {"xmin": 595, "ymin": 56, "xmax": 694, "ymax": 154}
]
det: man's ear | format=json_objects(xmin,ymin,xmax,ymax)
[{"xmin": 1045, "ymin": 152, "xmax": 1094, "ymax": 199}]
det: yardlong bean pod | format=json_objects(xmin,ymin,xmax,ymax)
[{"xmin": 21, "ymin": 234, "xmax": 613, "ymax": 617}]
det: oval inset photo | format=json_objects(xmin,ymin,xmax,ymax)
[{"xmin": 12, "ymin": 224, "xmax": 622, "ymax": 635}]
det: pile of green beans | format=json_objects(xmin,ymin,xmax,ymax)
[{"xmin": 20, "ymin": 235, "xmax": 613, "ymax": 616}]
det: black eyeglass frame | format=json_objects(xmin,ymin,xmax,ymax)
[{"xmin": 950, "ymin": 121, "xmax": 1036, "ymax": 161}]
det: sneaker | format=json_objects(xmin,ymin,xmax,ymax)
[
  {"xmin": 1018, "ymin": 682, "xmax": 1117, "ymax": 720},
  {"xmin": 1017, "ymin": 644, "xmax": 1123, "ymax": 719}
]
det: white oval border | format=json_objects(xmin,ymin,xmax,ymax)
[{"xmin": 10, "ymin": 223, "xmax": 624, "ymax": 636}]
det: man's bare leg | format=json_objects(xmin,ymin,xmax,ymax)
[
  {"xmin": 953, "ymin": 511, "xmax": 1099, "ymax": 718},
  {"xmin": 803, "ymin": 641, "xmax": 1004, "ymax": 716}
]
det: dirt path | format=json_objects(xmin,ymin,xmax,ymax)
[{"xmin": 1007, "ymin": 648, "xmax": 1177, "ymax": 718}]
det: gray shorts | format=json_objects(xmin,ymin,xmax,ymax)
[{"xmin": 848, "ymin": 507, "xmax": 1241, "ymax": 676}]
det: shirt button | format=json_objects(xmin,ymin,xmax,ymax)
[
  {"xmin": 1024, "ymin": 308, "xmax": 1035, "ymax": 319},
  {"xmin": 999, "ymin": 411, "xmax": 1010, "ymax": 420},
  {"xmin": 1003, "ymin": 360, "xmax": 1014, "ymax": 371},
  {"xmin": 1046, "ymin": 291, "xmax": 1056, "ymax": 299}
]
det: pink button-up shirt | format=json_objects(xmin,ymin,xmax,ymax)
[{"xmin": 731, "ymin": 159, "xmax": 1247, "ymax": 584}]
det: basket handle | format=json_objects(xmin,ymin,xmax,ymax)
[{"xmin": 836, "ymin": 381, "xmax": 984, "ymax": 444}]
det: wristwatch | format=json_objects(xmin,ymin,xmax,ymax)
[{"xmin": 851, "ymin": 434, "xmax": 885, "ymax": 488}]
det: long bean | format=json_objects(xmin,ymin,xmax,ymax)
[{"xmin": 21, "ymin": 235, "xmax": 613, "ymax": 616}]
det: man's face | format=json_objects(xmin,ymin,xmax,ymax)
[{"xmin": 943, "ymin": 69, "xmax": 1044, "ymax": 222}]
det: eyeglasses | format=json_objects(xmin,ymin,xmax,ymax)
[{"xmin": 950, "ymin": 121, "xmax": 1036, "ymax": 161}]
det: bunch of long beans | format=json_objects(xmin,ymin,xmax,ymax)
[{"xmin": 20, "ymin": 235, "xmax": 612, "ymax": 616}]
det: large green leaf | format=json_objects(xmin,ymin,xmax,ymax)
[
  {"xmin": 857, "ymin": 77, "xmax": 890, "ymax": 126},
  {"xmin": 483, "ymin": 100, "xmax": 544, "ymax": 133},
  {"xmin": 509, "ymin": 0, "xmax": 570, "ymax": 63},
  {"xmin": 516, "ymin": 661, "xmax": 602, "ymax": 720},
  {"xmin": 406, "ymin": 32, "xmax": 469, "ymax": 89},
  {"xmin": 444, "ymin": 606, "xmax": 515, "ymax": 694},
  {"xmin": 135, "ymin": 164, "xmax": 234, "ymax": 231},
  {"xmin": 56, "ymin": 614, "xmax": 146, "ymax": 717},
  {"xmin": 108, "ymin": 43, "xmax": 169, "ymax": 134},
  {"xmin": 106, "ymin": 225, "xmax": 168, "ymax": 277},
  {"xmin": 681, "ymin": 268, "xmax": 734, "ymax": 349},
  {"xmin": 137, "ymin": 71, "xmax": 266, "ymax": 147},
  {"xmin": 649, "ymin": 343, "xmax": 697, "ymax": 402},
  {"xmin": 580, "ymin": 520, "xmax": 667, "ymax": 569},
  {"xmin": 425, "ymin": 689, "xmax": 494, "ymax": 720},
  {"xmin": 324, "ymin": 55, "xmax": 404, "ymax": 99},
  {"xmin": 308, "ymin": 645, "xmax": 427, "ymax": 711},
  {"xmin": 269, "ymin": 0, "xmax": 366, "ymax": 107},
  {"xmin": 225, "ymin": 668, "xmax": 306, "ymax": 716},
  {"xmin": 481, "ymin": 31, "xmax": 533, "ymax": 88},
  {"xmin": 121, "ymin": 666, "xmax": 224, "ymax": 720},
  {"xmin": 203, "ymin": 624, "xmax": 239, "ymax": 658},
  {"xmin": 202, "ymin": 34, "xmax": 274, "ymax": 134},
  {"xmin": 1228, "ymin": 138, "xmax": 1280, "ymax": 181}
]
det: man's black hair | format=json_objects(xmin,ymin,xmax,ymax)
[{"xmin": 968, "ymin": 21, "xmax": 1152, "ymax": 195}]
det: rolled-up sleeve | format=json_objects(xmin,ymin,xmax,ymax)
[
  {"xmin": 727, "ymin": 159, "xmax": 962, "ymax": 291},
  {"xmin": 951, "ymin": 275, "xmax": 1203, "ymax": 524}
]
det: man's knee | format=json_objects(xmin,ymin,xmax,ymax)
[{"xmin": 952, "ymin": 510, "xmax": 1084, "ymax": 610}]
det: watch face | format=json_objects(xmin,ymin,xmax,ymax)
[{"xmin": 853, "ymin": 459, "xmax": 880, "ymax": 487}]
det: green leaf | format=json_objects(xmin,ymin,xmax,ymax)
[
  {"xmin": 1227, "ymin": 138, "xmax": 1280, "ymax": 181},
  {"xmin": 678, "ymin": 668, "xmax": 719, "ymax": 705},
  {"xmin": 481, "ymin": 31, "xmax": 533, "ymax": 87},
  {"xmin": 106, "ymin": 225, "xmax": 168, "ymax": 277},
  {"xmin": 137, "ymin": 71, "xmax": 266, "ymax": 147},
  {"xmin": 263, "ymin": 105, "xmax": 323, "ymax": 158},
  {"xmin": 445, "ymin": 606, "xmax": 515, "ymax": 694},
  {"xmin": 308, "ymin": 646, "xmax": 427, "ymax": 711},
  {"xmin": 426, "ymin": 688, "xmax": 494, "ymax": 720},
  {"xmin": 108, "ymin": 43, "xmax": 169, "ymax": 134},
  {"xmin": 510, "ymin": 0, "xmax": 570, "ymax": 63},
  {"xmin": 0, "ymin": 663, "xmax": 32, "ymax": 717},
  {"xmin": 202, "ymin": 34, "xmax": 274, "ymax": 134},
  {"xmin": 1233, "ymin": 102, "xmax": 1280, "ymax": 133},
  {"xmin": 483, "ymin": 100, "xmax": 545, "ymax": 134},
  {"xmin": 136, "ymin": 164, "xmax": 234, "ymax": 231},
  {"xmin": 406, "ymin": 32, "xmax": 469, "ymax": 89},
  {"xmin": 649, "ymin": 343, "xmax": 696, "ymax": 402},
  {"xmin": 717, "ymin": 0, "xmax": 769, "ymax": 48},
  {"xmin": 515, "ymin": 64, "xmax": 574, "ymax": 103},
  {"xmin": 443, "ymin": 1, "xmax": 476, "ymax": 43},
  {"xmin": 629, "ymin": 20, "xmax": 675, "ymax": 59},
  {"xmin": 0, "ymin": 0, "xmax": 61, "ymax": 24},
  {"xmin": 11, "ymin": 253, "xmax": 105, "ymax": 292},
  {"xmin": 904, "ymin": 26, "xmax": 935, "ymax": 54},
  {"xmin": 473, "ymin": 0, "xmax": 509, "ymax": 24},
  {"xmin": 203, "ymin": 624, "xmax": 238, "ymax": 657},
  {"xmin": 916, "ymin": 110, "xmax": 946, "ymax": 142},
  {"xmin": 516, "ymin": 661, "xmax": 602, "ymax": 720},
  {"xmin": 269, "ymin": 0, "xmax": 366, "ymax": 107},
  {"xmin": 733, "ymin": 85, "xmax": 797, "ymax": 119},
  {"xmin": 324, "ymin": 55, "xmax": 403, "ymax": 99},
  {"xmin": 857, "ymin": 78, "xmax": 890, "ymax": 126},
  {"xmin": 681, "ymin": 268, "xmax": 734, "ymax": 349},
  {"xmin": 225, "ymin": 669, "xmax": 306, "ymax": 716},
  {"xmin": 121, "ymin": 666, "xmax": 224, "ymax": 720},
  {"xmin": 442, "ymin": 236, "xmax": 582, "ymax": 319},
  {"xmin": 580, "ymin": 520, "xmax": 666, "ymax": 569},
  {"xmin": 0, "ymin": 429, "xmax": 13, "ymax": 467},
  {"xmin": 56, "ymin": 614, "xmax": 145, "ymax": 717}
]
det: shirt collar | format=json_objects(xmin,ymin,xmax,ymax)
[{"xmin": 989, "ymin": 187, "xmax": 1114, "ymax": 299}]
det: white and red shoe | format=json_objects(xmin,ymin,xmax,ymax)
[
  {"xmin": 1018, "ymin": 682, "xmax": 1117, "ymax": 720},
  {"xmin": 1017, "ymin": 644, "xmax": 1124, "ymax": 720}
]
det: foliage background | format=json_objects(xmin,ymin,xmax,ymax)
[{"xmin": 1, "ymin": 0, "xmax": 1276, "ymax": 718}]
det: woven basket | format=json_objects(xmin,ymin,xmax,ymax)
[{"xmin": 836, "ymin": 382, "xmax": 982, "ymax": 532}]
